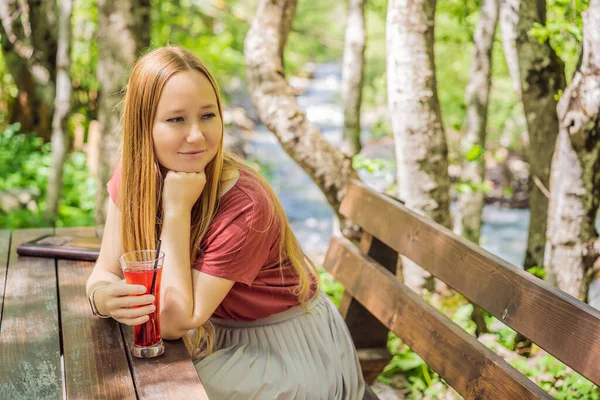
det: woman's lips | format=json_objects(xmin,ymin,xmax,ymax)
[{"xmin": 178, "ymin": 150, "xmax": 206, "ymax": 157}]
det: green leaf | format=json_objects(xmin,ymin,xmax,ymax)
[{"xmin": 465, "ymin": 144, "xmax": 484, "ymax": 162}]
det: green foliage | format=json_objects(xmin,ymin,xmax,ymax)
[
  {"xmin": 456, "ymin": 180, "xmax": 491, "ymax": 194},
  {"xmin": 0, "ymin": 124, "xmax": 95, "ymax": 229},
  {"xmin": 526, "ymin": 265, "xmax": 547, "ymax": 279},
  {"xmin": 71, "ymin": 0, "xmax": 99, "ymax": 117},
  {"xmin": 285, "ymin": 2, "xmax": 344, "ymax": 72},
  {"xmin": 352, "ymin": 155, "xmax": 394, "ymax": 173},
  {"xmin": 511, "ymin": 354, "xmax": 599, "ymax": 399},
  {"xmin": 150, "ymin": 0, "xmax": 249, "ymax": 98},
  {"xmin": 529, "ymin": 0, "xmax": 589, "ymax": 80},
  {"xmin": 318, "ymin": 267, "xmax": 344, "ymax": 307}
]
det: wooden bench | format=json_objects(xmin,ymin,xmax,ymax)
[
  {"xmin": 0, "ymin": 227, "xmax": 209, "ymax": 399},
  {"xmin": 324, "ymin": 180, "xmax": 600, "ymax": 399}
]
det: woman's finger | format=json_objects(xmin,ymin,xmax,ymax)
[
  {"xmin": 116, "ymin": 315, "xmax": 150, "ymax": 326},
  {"xmin": 111, "ymin": 304, "xmax": 156, "ymax": 320},
  {"xmin": 113, "ymin": 294, "xmax": 155, "ymax": 308},
  {"xmin": 108, "ymin": 281, "xmax": 147, "ymax": 296}
]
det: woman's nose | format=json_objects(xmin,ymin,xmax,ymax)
[{"xmin": 186, "ymin": 124, "xmax": 204, "ymax": 142}]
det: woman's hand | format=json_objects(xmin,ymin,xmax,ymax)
[
  {"xmin": 162, "ymin": 170, "xmax": 207, "ymax": 214},
  {"xmin": 95, "ymin": 280, "xmax": 156, "ymax": 326}
]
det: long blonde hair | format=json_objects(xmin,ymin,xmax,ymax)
[{"xmin": 119, "ymin": 46, "xmax": 319, "ymax": 359}]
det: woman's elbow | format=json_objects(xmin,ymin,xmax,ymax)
[
  {"xmin": 161, "ymin": 328, "xmax": 186, "ymax": 341},
  {"xmin": 161, "ymin": 314, "xmax": 208, "ymax": 340}
]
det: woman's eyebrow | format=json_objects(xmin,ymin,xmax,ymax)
[{"xmin": 163, "ymin": 104, "xmax": 217, "ymax": 114}]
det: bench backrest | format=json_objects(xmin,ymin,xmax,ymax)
[{"xmin": 324, "ymin": 180, "xmax": 600, "ymax": 398}]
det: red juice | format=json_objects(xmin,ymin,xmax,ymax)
[{"xmin": 124, "ymin": 267, "xmax": 163, "ymax": 347}]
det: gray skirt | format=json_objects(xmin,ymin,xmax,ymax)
[{"xmin": 195, "ymin": 291, "xmax": 366, "ymax": 399}]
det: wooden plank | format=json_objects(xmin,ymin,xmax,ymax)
[
  {"xmin": 122, "ymin": 326, "xmax": 209, "ymax": 399},
  {"xmin": 340, "ymin": 233, "xmax": 395, "ymax": 383},
  {"xmin": 324, "ymin": 236, "xmax": 551, "ymax": 399},
  {"xmin": 341, "ymin": 233, "xmax": 398, "ymax": 348},
  {"xmin": 0, "ymin": 230, "xmax": 10, "ymax": 321},
  {"xmin": 341, "ymin": 180, "xmax": 600, "ymax": 386},
  {"xmin": 56, "ymin": 227, "xmax": 136, "ymax": 399},
  {"xmin": 0, "ymin": 228, "xmax": 62, "ymax": 399}
]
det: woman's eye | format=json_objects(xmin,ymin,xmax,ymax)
[
  {"xmin": 201, "ymin": 113, "xmax": 216, "ymax": 120},
  {"xmin": 167, "ymin": 117, "xmax": 185, "ymax": 123}
]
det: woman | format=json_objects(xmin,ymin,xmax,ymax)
[{"xmin": 86, "ymin": 46, "xmax": 365, "ymax": 399}]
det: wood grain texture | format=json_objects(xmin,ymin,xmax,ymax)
[
  {"xmin": 341, "ymin": 180, "xmax": 600, "ymax": 386},
  {"xmin": 0, "ymin": 228, "xmax": 62, "ymax": 399},
  {"xmin": 57, "ymin": 225, "xmax": 135, "ymax": 400},
  {"xmin": 324, "ymin": 236, "xmax": 551, "ymax": 399},
  {"xmin": 0, "ymin": 230, "xmax": 10, "ymax": 321},
  {"xmin": 339, "ymin": 233, "xmax": 394, "ymax": 384},
  {"xmin": 122, "ymin": 326, "xmax": 209, "ymax": 399}
]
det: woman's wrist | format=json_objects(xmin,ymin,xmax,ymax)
[
  {"xmin": 163, "ymin": 204, "xmax": 191, "ymax": 219},
  {"xmin": 92, "ymin": 285, "xmax": 111, "ymax": 317}
]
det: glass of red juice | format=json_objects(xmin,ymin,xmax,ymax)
[{"xmin": 119, "ymin": 250, "xmax": 165, "ymax": 358}]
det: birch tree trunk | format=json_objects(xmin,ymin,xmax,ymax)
[
  {"xmin": 340, "ymin": 0, "xmax": 366, "ymax": 156},
  {"xmin": 245, "ymin": 0, "xmax": 359, "ymax": 230},
  {"xmin": 387, "ymin": 0, "xmax": 452, "ymax": 291},
  {"xmin": 545, "ymin": 0, "xmax": 600, "ymax": 302},
  {"xmin": 45, "ymin": 0, "xmax": 73, "ymax": 220},
  {"xmin": 499, "ymin": 0, "xmax": 523, "ymax": 99},
  {"xmin": 511, "ymin": 0, "xmax": 566, "ymax": 269},
  {"xmin": 455, "ymin": 0, "xmax": 499, "ymax": 244},
  {"xmin": 95, "ymin": 0, "xmax": 151, "ymax": 225},
  {"xmin": 0, "ymin": 0, "xmax": 57, "ymax": 140}
]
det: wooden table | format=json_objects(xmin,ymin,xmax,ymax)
[{"xmin": 0, "ymin": 227, "xmax": 209, "ymax": 399}]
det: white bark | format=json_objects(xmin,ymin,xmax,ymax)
[
  {"xmin": 455, "ymin": 0, "xmax": 500, "ymax": 244},
  {"xmin": 45, "ymin": 0, "xmax": 72, "ymax": 219},
  {"xmin": 386, "ymin": 0, "xmax": 452, "ymax": 291},
  {"xmin": 340, "ymin": 0, "xmax": 366, "ymax": 156},
  {"xmin": 245, "ymin": 0, "xmax": 359, "ymax": 230},
  {"xmin": 545, "ymin": 0, "xmax": 600, "ymax": 301}
]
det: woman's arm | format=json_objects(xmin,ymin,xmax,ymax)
[
  {"xmin": 159, "ymin": 209, "xmax": 234, "ymax": 340},
  {"xmin": 86, "ymin": 199, "xmax": 125, "ymax": 309},
  {"xmin": 86, "ymin": 199, "xmax": 155, "ymax": 325}
]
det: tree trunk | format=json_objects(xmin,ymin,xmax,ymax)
[
  {"xmin": 95, "ymin": 0, "xmax": 151, "ymax": 225},
  {"xmin": 455, "ymin": 0, "xmax": 499, "ymax": 244},
  {"xmin": 544, "ymin": 0, "xmax": 600, "ymax": 301},
  {"xmin": 0, "ymin": 0, "xmax": 57, "ymax": 139},
  {"xmin": 340, "ymin": 0, "xmax": 366, "ymax": 157},
  {"xmin": 45, "ymin": 0, "xmax": 73, "ymax": 220},
  {"xmin": 511, "ymin": 0, "xmax": 566, "ymax": 269},
  {"xmin": 386, "ymin": 0, "xmax": 452, "ymax": 292},
  {"xmin": 244, "ymin": 0, "xmax": 359, "ymax": 233},
  {"xmin": 499, "ymin": 0, "xmax": 522, "ymax": 99}
]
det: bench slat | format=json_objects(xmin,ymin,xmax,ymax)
[
  {"xmin": 58, "ymin": 258, "xmax": 136, "ymax": 399},
  {"xmin": 341, "ymin": 180, "xmax": 600, "ymax": 386},
  {"xmin": 0, "ymin": 230, "xmax": 10, "ymax": 320},
  {"xmin": 324, "ymin": 236, "xmax": 552, "ymax": 399},
  {"xmin": 122, "ymin": 327, "xmax": 209, "ymax": 399},
  {"xmin": 0, "ymin": 228, "xmax": 62, "ymax": 399},
  {"xmin": 340, "ymin": 234, "xmax": 395, "ymax": 383},
  {"xmin": 54, "ymin": 222, "xmax": 138, "ymax": 400}
]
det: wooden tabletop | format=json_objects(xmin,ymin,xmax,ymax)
[{"xmin": 0, "ymin": 227, "xmax": 209, "ymax": 399}]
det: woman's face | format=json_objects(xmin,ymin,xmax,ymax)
[{"xmin": 152, "ymin": 69, "xmax": 222, "ymax": 173}]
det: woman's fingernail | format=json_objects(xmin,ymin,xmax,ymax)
[{"xmin": 149, "ymin": 305, "xmax": 156, "ymax": 311}]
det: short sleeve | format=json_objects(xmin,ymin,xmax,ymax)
[
  {"xmin": 192, "ymin": 188, "xmax": 278, "ymax": 286},
  {"xmin": 106, "ymin": 160, "xmax": 122, "ymax": 206}
]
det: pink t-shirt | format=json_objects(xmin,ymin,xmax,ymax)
[{"xmin": 107, "ymin": 162, "xmax": 317, "ymax": 321}]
